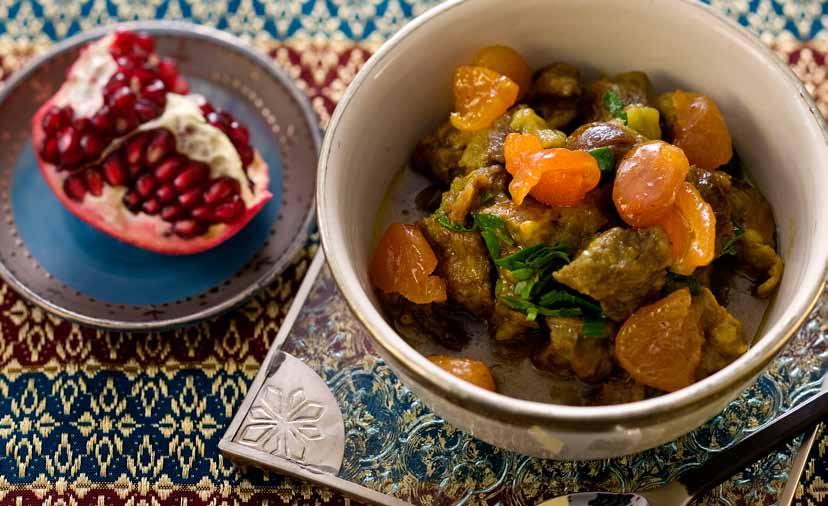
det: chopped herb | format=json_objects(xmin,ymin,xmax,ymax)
[
  {"xmin": 537, "ymin": 290, "xmax": 602, "ymax": 314},
  {"xmin": 588, "ymin": 147, "xmax": 616, "ymax": 177},
  {"xmin": 501, "ymin": 296, "xmax": 582, "ymax": 322},
  {"xmin": 494, "ymin": 243, "xmax": 569, "ymax": 271},
  {"xmin": 474, "ymin": 212, "xmax": 513, "ymax": 259},
  {"xmin": 718, "ymin": 221, "xmax": 744, "ymax": 257},
  {"xmin": 582, "ymin": 318, "xmax": 607, "ymax": 338},
  {"xmin": 668, "ymin": 273, "xmax": 701, "ymax": 296},
  {"xmin": 603, "ymin": 90, "xmax": 628, "ymax": 124},
  {"xmin": 479, "ymin": 191, "xmax": 496, "ymax": 206},
  {"xmin": 434, "ymin": 209, "xmax": 475, "ymax": 232}
]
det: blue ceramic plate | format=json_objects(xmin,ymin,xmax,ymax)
[{"xmin": 0, "ymin": 22, "xmax": 319, "ymax": 330}]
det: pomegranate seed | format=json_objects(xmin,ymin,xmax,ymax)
[
  {"xmin": 206, "ymin": 111, "xmax": 226, "ymax": 129},
  {"xmin": 142, "ymin": 198, "xmax": 160, "ymax": 215},
  {"xmin": 142, "ymin": 79, "xmax": 167, "ymax": 105},
  {"xmin": 228, "ymin": 122, "xmax": 250, "ymax": 146},
  {"xmin": 116, "ymin": 55, "xmax": 142, "ymax": 71},
  {"xmin": 178, "ymin": 188, "xmax": 203, "ymax": 209},
  {"xmin": 146, "ymin": 130, "xmax": 174, "ymax": 165},
  {"xmin": 128, "ymin": 163, "xmax": 143, "ymax": 179},
  {"xmin": 57, "ymin": 127, "xmax": 83, "ymax": 167},
  {"xmin": 108, "ymin": 86, "xmax": 136, "ymax": 114},
  {"xmin": 135, "ymin": 174, "xmax": 157, "ymax": 197},
  {"xmin": 126, "ymin": 134, "xmax": 150, "ymax": 166},
  {"xmin": 154, "ymin": 157, "xmax": 183, "ymax": 182},
  {"xmin": 103, "ymin": 153, "xmax": 128, "ymax": 186},
  {"xmin": 111, "ymin": 30, "xmax": 138, "ymax": 57},
  {"xmin": 39, "ymin": 137, "xmax": 60, "ymax": 164},
  {"xmin": 199, "ymin": 103, "xmax": 215, "ymax": 116},
  {"xmin": 161, "ymin": 204, "xmax": 184, "ymax": 222},
  {"xmin": 203, "ymin": 177, "xmax": 239, "ymax": 205},
  {"xmin": 63, "ymin": 174, "xmax": 87, "ymax": 201},
  {"xmin": 133, "ymin": 66, "xmax": 156, "ymax": 86},
  {"xmin": 85, "ymin": 169, "xmax": 104, "ymax": 197},
  {"xmin": 42, "ymin": 105, "xmax": 72, "ymax": 134},
  {"xmin": 114, "ymin": 111, "xmax": 139, "ymax": 135},
  {"xmin": 173, "ymin": 219, "xmax": 206, "ymax": 238},
  {"xmin": 173, "ymin": 162, "xmax": 209, "ymax": 192},
  {"xmin": 237, "ymin": 144, "xmax": 254, "ymax": 166},
  {"xmin": 134, "ymin": 34, "xmax": 155, "ymax": 55},
  {"xmin": 91, "ymin": 106, "xmax": 114, "ymax": 133},
  {"xmin": 214, "ymin": 196, "xmax": 245, "ymax": 223},
  {"xmin": 158, "ymin": 58, "xmax": 178, "ymax": 87},
  {"xmin": 122, "ymin": 190, "xmax": 143, "ymax": 213},
  {"xmin": 172, "ymin": 76, "xmax": 189, "ymax": 95},
  {"xmin": 105, "ymin": 72, "xmax": 130, "ymax": 94},
  {"xmin": 191, "ymin": 206, "xmax": 213, "ymax": 222},
  {"xmin": 135, "ymin": 99, "xmax": 161, "ymax": 122},
  {"xmin": 80, "ymin": 133, "xmax": 104, "ymax": 159},
  {"xmin": 74, "ymin": 118, "xmax": 93, "ymax": 133},
  {"xmin": 156, "ymin": 184, "xmax": 177, "ymax": 204}
]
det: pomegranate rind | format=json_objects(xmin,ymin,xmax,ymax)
[{"xmin": 31, "ymin": 40, "xmax": 272, "ymax": 256}]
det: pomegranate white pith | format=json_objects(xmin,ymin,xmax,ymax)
[{"xmin": 31, "ymin": 30, "xmax": 272, "ymax": 255}]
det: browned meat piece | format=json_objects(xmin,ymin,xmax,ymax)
[
  {"xmin": 727, "ymin": 179, "xmax": 783, "ymax": 297},
  {"xmin": 457, "ymin": 112, "xmax": 514, "ymax": 172},
  {"xmin": 584, "ymin": 71, "xmax": 656, "ymax": 122},
  {"xmin": 686, "ymin": 165, "xmax": 735, "ymax": 255},
  {"xmin": 527, "ymin": 63, "xmax": 582, "ymax": 129},
  {"xmin": 593, "ymin": 371, "xmax": 647, "ymax": 405},
  {"xmin": 693, "ymin": 287, "xmax": 747, "ymax": 379},
  {"xmin": 379, "ymin": 292, "xmax": 470, "ymax": 351},
  {"xmin": 419, "ymin": 215, "xmax": 493, "ymax": 317},
  {"xmin": 533, "ymin": 316, "xmax": 613, "ymax": 383},
  {"xmin": 438, "ymin": 165, "xmax": 508, "ymax": 224},
  {"xmin": 481, "ymin": 193, "xmax": 607, "ymax": 251},
  {"xmin": 566, "ymin": 121, "xmax": 646, "ymax": 159},
  {"xmin": 553, "ymin": 227, "xmax": 671, "ymax": 321},
  {"xmin": 411, "ymin": 120, "xmax": 472, "ymax": 185}
]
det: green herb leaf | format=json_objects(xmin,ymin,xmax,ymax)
[
  {"xmin": 494, "ymin": 244, "xmax": 569, "ymax": 271},
  {"xmin": 588, "ymin": 147, "xmax": 616, "ymax": 176},
  {"xmin": 501, "ymin": 296, "xmax": 582, "ymax": 319},
  {"xmin": 479, "ymin": 191, "xmax": 495, "ymax": 206},
  {"xmin": 537, "ymin": 290, "xmax": 602, "ymax": 313},
  {"xmin": 718, "ymin": 221, "xmax": 745, "ymax": 257},
  {"xmin": 474, "ymin": 213, "xmax": 514, "ymax": 259},
  {"xmin": 582, "ymin": 318, "xmax": 607, "ymax": 338},
  {"xmin": 435, "ymin": 209, "xmax": 476, "ymax": 232},
  {"xmin": 667, "ymin": 272, "xmax": 701, "ymax": 296},
  {"xmin": 603, "ymin": 90, "xmax": 628, "ymax": 124}
]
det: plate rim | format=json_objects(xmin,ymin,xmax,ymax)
[{"xmin": 0, "ymin": 20, "xmax": 320, "ymax": 331}]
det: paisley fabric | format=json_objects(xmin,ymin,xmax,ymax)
[{"xmin": 0, "ymin": 1, "xmax": 827, "ymax": 506}]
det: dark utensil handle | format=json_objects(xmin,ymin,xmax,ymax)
[{"xmin": 679, "ymin": 390, "xmax": 828, "ymax": 498}]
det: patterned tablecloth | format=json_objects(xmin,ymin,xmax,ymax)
[{"xmin": 1, "ymin": 1, "xmax": 828, "ymax": 505}]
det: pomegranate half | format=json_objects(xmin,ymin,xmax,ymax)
[{"xmin": 31, "ymin": 30, "xmax": 272, "ymax": 255}]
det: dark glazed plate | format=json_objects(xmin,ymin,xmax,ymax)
[{"xmin": 0, "ymin": 21, "xmax": 319, "ymax": 330}]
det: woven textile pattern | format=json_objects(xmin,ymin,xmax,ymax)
[{"xmin": 0, "ymin": 1, "xmax": 828, "ymax": 505}]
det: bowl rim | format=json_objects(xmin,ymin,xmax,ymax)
[
  {"xmin": 0, "ymin": 20, "xmax": 320, "ymax": 331},
  {"xmin": 317, "ymin": 0, "xmax": 828, "ymax": 427}
]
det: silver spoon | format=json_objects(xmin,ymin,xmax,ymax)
[{"xmin": 538, "ymin": 388, "xmax": 828, "ymax": 506}]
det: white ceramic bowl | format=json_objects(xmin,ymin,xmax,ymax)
[{"xmin": 317, "ymin": 0, "xmax": 828, "ymax": 459}]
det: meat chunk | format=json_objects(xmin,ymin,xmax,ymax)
[
  {"xmin": 693, "ymin": 287, "xmax": 747, "ymax": 379},
  {"xmin": 527, "ymin": 63, "xmax": 583, "ymax": 129},
  {"xmin": 727, "ymin": 180, "xmax": 783, "ymax": 297},
  {"xmin": 379, "ymin": 292, "xmax": 469, "ymax": 351},
  {"xmin": 457, "ymin": 112, "xmax": 514, "ymax": 172},
  {"xmin": 481, "ymin": 193, "xmax": 607, "ymax": 251},
  {"xmin": 553, "ymin": 227, "xmax": 671, "ymax": 321},
  {"xmin": 419, "ymin": 215, "xmax": 493, "ymax": 317},
  {"xmin": 584, "ymin": 71, "xmax": 656, "ymax": 122},
  {"xmin": 438, "ymin": 165, "xmax": 508, "ymax": 224},
  {"xmin": 533, "ymin": 316, "xmax": 614, "ymax": 383},
  {"xmin": 566, "ymin": 121, "xmax": 646, "ymax": 159},
  {"xmin": 412, "ymin": 121, "xmax": 472, "ymax": 185},
  {"xmin": 686, "ymin": 165, "xmax": 734, "ymax": 255},
  {"xmin": 593, "ymin": 371, "xmax": 647, "ymax": 405}
]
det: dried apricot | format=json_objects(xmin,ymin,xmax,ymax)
[
  {"xmin": 504, "ymin": 133, "xmax": 600, "ymax": 207},
  {"xmin": 669, "ymin": 182, "xmax": 716, "ymax": 274},
  {"xmin": 656, "ymin": 205, "xmax": 691, "ymax": 265},
  {"xmin": 450, "ymin": 65, "xmax": 519, "ymax": 132},
  {"xmin": 427, "ymin": 355, "xmax": 497, "ymax": 391},
  {"xmin": 472, "ymin": 45, "xmax": 532, "ymax": 98},
  {"xmin": 671, "ymin": 90, "xmax": 733, "ymax": 171},
  {"xmin": 612, "ymin": 140, "xmax": 690, "ymax": 227},
  {"xmin": 615, "ymin": 288, "xmax": 703, "ymax": 392},
  {"xmin": 370, "ymin": 223, "xmax": 447, "ymax": 304}
]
